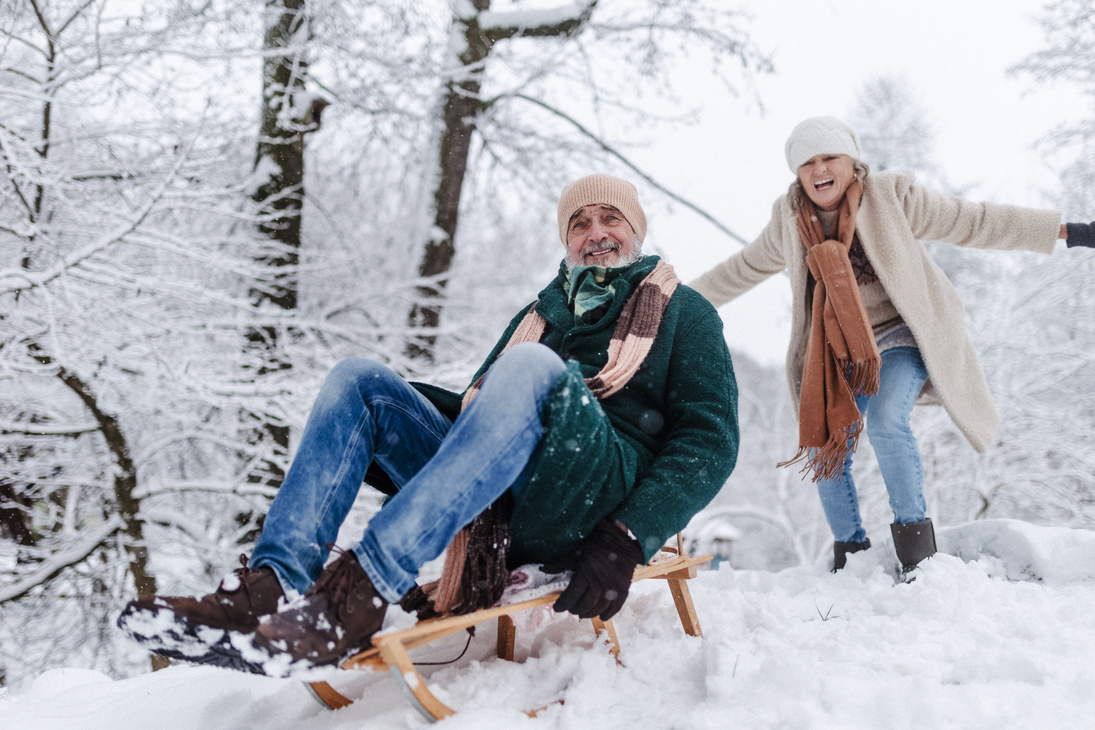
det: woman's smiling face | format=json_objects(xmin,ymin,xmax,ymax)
[{"xmin": 797, "ymin": 153, "xmax": 856, "ymax": 211}]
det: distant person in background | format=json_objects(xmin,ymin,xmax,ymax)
[{"xmin": 689, "ymin": 115, "xmax": 1095, "ymax": 578}]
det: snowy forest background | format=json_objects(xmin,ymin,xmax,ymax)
[{"xmin": 3, "ymin": 0, "xmax": 1095, "ymax": 689}]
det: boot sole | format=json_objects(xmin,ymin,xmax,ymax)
[
  {"xmin": 117, "ymin": 603, "xmax": 265, "ymax": 674},
  {"xmin": 244, "ymin": 635, "xmax": 374, "ymax": 679}
]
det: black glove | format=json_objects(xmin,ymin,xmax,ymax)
[
  {"xmin": 542, "ymin": 519, "xmax": 644, "ymax": 621},
  {"xmin": 1066, "ymin": 222, "xmax": 1095, "ymax": 248}
]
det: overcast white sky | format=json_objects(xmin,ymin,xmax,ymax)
[{"xmin": 634, "ymin": 0, "xmax": 1087, "ymax": 365}]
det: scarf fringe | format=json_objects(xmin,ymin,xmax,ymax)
[
  {"xmin": 401, "ymin": 494, "xmax": 513, "ymax": 619},
  {"xmin": 401, "ymin": 528, "xmax": 468, "ymax": 619},
  {"xmin": 841, "ymin": 358, "xmax": 880, "ymax": 397},
  {"xmin": 778, "ymin": 421, "xmax": 865, "ymax": 483}
]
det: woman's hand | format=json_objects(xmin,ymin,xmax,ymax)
[{"xmin": 1065, "ymin": 222, "xmax": 1095, "ymax": 248}]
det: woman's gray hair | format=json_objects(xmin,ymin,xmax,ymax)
[{"xmin": 787, "ymin": 160, "xmax": 871, "ymax": 212}]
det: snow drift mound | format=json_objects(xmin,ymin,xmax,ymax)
[{"xmin": 939, "ymin": 519, "xmax": 1095, "ymax": 584}]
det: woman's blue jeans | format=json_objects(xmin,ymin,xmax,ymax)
[
  {"xmin": 250, "ymin": 342, "xmax": 566, "ymax": 603},
  {"xmin": 816, "ymin": 346, "xmax": 930, "ymax": 543}
]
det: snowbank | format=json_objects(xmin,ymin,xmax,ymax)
[{"xmin": 3, "ymin": 519, "xmax": 1094, "ymax": 729}]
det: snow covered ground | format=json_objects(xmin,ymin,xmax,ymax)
[{"xmin": 3, "ymin": 518, "xmax": 1094, "ymax": 730}]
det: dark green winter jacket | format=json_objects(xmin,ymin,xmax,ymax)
[{"xmin": 418, "ymin": 256, "xmax": 739, "ymax": 565}]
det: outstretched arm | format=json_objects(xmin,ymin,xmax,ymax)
[{"xmin": 687, "ymin": 199, "xmax": 789, "ymax": 308}]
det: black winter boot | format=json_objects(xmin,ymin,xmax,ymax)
[
  {"xmin": 891, "ymin": 518, "xmax": 936, "ymax": 578},
  {"xmin": 832, "ymin": 538, "xmax": 871, "ymax": 572},
  {"xmin": 248, "ymin": 549, "xmax": 388, "ymax": 676}
]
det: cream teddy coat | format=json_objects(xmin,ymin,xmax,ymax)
[{"xmin": 689, "ymin": 170, "xmax": 1061, "ymax": 453}]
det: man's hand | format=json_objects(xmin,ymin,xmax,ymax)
[
  {"xmin": 1066, "ymin": 222, "xmax": 1095, "ymax": 248},
  {"xmin": 542, "ymin": 519, "xmax": 644, "ymax": 621}
]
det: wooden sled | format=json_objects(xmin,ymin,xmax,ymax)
[{"xmin": 306, "ymin": 535, "xmax": 713, "ymax": 722}]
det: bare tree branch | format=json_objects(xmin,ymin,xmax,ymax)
[
  {"xmin": 509, "ymin": 92, "xmax": 750, "ymax": 246},
  {"xmin": 0, "ymin": 516, "xmax": 124, "ymax": 604}
]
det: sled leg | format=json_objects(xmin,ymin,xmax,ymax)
[
  {"xmin": 590, "ymin": 617, "xmax": 621, "ymax": 659},
  {"xmin": 306, "ymin": 680, "xmax": 354, "ymax": 710},
  {"xmin": 378, "ymin": 635, "xmax": 456, "ymax": 722},
  {"xmin": 497, "ymin": 615, "xmax": 517, "ymax": 661},
  {"xmin": 667, "ymin": 575, "xmax": 703, "ymax": 637}
]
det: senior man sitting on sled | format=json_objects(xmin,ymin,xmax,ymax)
[{"xmin": 119, "ymin": 173, "xmax": 739, "ymax": 677}]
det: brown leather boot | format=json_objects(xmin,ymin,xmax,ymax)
[
  {"xmin": 249, "ymin": 549, "xmax": 387, "ymax": 676},
  {"xmin": 117, "ymin": 555, "xmax": 284, "ymax": 670}
]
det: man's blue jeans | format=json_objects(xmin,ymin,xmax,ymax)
[
  {"xmin": 250, "ymin": 342, "xmax": 566, "ymax": 603},
  {"xmin": 816, "ymin": 346, "xmax": 930, "ymax": 543}
]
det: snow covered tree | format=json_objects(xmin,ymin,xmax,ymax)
[
  {"xmin": 0, "ymin": 0, "xmax": 288, "ymax": 678},
  {"xmin": 403, "ymin": 0, "xmax": 772, "ymax": 363},
  {"xmin": 1013, "ymin": 0, "xmax": 1095, "ymax": 218},
  {"xmin": 934, "ymin": 0, "xmax": 1095, "ymax": 530},
  {"xmin": 848, "ymin": 74, "xmax": 954, "ymax": 191},
  {"xmin": 242, "ymin": 0, "xmax": 321, "ymax": 494},
  {"xmin": 404, "ymin": 0, "xmax": 596, "ymax": 362}
]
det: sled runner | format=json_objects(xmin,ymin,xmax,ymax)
[{"xmin": 306, "ymin": 534, "xmax": 713, "ymax": 721}]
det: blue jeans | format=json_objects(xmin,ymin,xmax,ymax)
[
  {"xmin": 816, "ymin": 346, "xmax": 929, "ymax": 543},
  {"xmin": 250, "ymin": 342, "xmax": 566, "ymax": 603}
]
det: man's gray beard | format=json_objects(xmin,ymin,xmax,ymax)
[{"xmin": 564, "ymin": 246, "xmax": 644, "ymax": 273}]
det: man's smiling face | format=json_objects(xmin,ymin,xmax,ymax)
[
  {"xmin": 565, "ymin": 204, "xmax": 638, "ymax": 269},
  {"xmin": 797, "ymin": 153, "xmax": 856, "ymax": 211}
]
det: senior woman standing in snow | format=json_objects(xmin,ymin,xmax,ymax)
[{"xmin": 690, "ymin": 115, "xmax": 1095, "ymax": 577}]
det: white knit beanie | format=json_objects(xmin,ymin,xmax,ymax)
[
  {"xmin": 784, "ymin": 116, "xmax": 862, "ymax": 172},
  {"xmin": 557, "ymin": 173, "xmax": 647, "ymax": 244}
]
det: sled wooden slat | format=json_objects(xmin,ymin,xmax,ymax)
[
  {"xmin": 308, "ymin": 544, "xmax": 713, "ymax": 721},
  {"xmin": 497, "ymin": 614, "xmax": 517, "ymax": 661}
]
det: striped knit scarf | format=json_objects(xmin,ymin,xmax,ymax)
[{"xmin": 404, "ymin": 259, "xmax": 680, "ymax": 617}]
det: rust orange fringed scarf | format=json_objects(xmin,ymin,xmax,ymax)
[
  {"xmin": 781, "ymin": 180, "xmax": 880, "ymax": 482},
  {"xmin": 403, "ymin": 260, "xmax": 680, "ymax": 617}
]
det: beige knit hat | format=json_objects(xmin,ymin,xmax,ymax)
[
  {"xmin": 557, "ymin": 173, "xmax": 647, "ymax": 244},
  {"xmin": 784, "ymin": 116, "xmax": 862, "ymax": 172}
]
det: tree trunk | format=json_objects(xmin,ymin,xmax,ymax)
[
  {"xmin": 404, "ymin": 6, "xmax": 489, "ymax": 361},
  {"xmin": 405, "ymin": 0, "xmax": 597, "ymax": 362},
  {"xmin": 0, "ymin": 478, "xmax": 38, "ymax": 546},
  {"xmin": 25, "ymin": 346, "xmax": 156, "ymax": 598},
  {"xmin": 246, "ymin": 0, "xmax": 310, "ymax": 489},
  {"xmin": 252, "ymin": 0, "xmax": 308, "ymax": 314}
]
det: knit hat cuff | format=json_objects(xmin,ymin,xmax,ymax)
[
  {"xmin": 557, "ymin": 174, "xmax": 648, "ymax": 244},
  {"xmin": 785, "ymin": 116, "xmax": 863, "ymax": 172}
]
